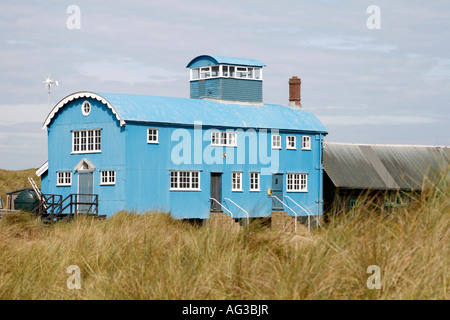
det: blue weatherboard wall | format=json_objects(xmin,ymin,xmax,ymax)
[
  {"xmin": 44, "ymin": 97, "xmax": 126, "ymax": 215},
  {"xmin": 190, "ymin": 78, "xmax": 263, "ymax": 102},
  {"xmin": 187, "ymin": 55, "xmax": 265, "ymax": 103},
  {"xmin": 41, "ymin": 91, "xmax": 326, "ymax": 219}
]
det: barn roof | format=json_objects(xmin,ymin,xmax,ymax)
[
  {"xmin": 323, "ymin": 142, "xmax": 450, "ymax": 191},
  {"xmin": 43, "ymin": 91, "xmax": 327, "ymax": 133},
  {"xmin": 186, "ymin": 55, "xmax": 266, "ymax": 68}
]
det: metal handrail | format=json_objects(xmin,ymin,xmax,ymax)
[
  {"xmin": 271, "ymin": 195, "xmax": 298, "ymax": 232},
  {"xmin": 210, "ymin": 197, "xmax": 233, "ymax": 219},
  {"xmin": 224, "ymin": 198, "xmax": 249, "ymax": 225},
  {"xmin": 284, "ymin": 195, "xmax": 312, "ymax": 232}
]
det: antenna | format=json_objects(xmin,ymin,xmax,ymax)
[{"xmin": 43, "ymin": 75, "xmax": 59, "ymax": 107}]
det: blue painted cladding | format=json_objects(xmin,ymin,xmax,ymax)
[
  {"xmin": 43, "ymin": 98, "xmax": 127, "ymax": 216},
  {"xmin": 190, "ymin": 78, "xmax": 263, "ymax": 102},
  {"xmin": 42, "ymin": 93, "xmax": 326, "ymax": 220},
  {"xmin": 122, "ymin": 122, "xmax": 324, "ymax": 220}
]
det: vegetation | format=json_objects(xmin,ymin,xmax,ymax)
[
  {"xmin": 0, "ymin": 168, "xmax": 39, "ymax": 206},
  {"xmin": 0, "ymin": 172, "xmax": 448, "ymax": 300}
]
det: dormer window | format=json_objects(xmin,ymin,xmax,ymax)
[{"xmin": 190, "ymin": 65, "xmax": 263, "ymax": 81}]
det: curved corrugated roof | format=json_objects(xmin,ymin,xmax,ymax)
[
  {"xmin": 186, "ymin": 55, "xmax": 266, "ymax": 68},
  {"xmin": 43, "ymin": 91, "xmax": 327, "ymax": 133},
  {"xmin": 324, "ymin": 142, "xmax": 449, "ymax": 190}
]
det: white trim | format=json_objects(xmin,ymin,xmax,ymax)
[
  {"xmin": 36, "ymin": 161, "xmax": 48, "ymax": 177},
  {"xmin": 249, "ymin": 172, "xmax": 260, "ymax": 192},
  {"xmin": 74, "ymin": 158, "xmax": 96, "ymax": 172},
  {"xmin": 286, "ymin": 135, "xmax": 296, "ymax": 150},
  {"xmin": 56, "ymin": 171, "xmax": 72, "ymax": 186},
  {"xmin": 100, "ymin": 170, "xmax": 116, "ymax": 185},
  {"xmin": 72, "ymin": 129, "xmax": 102, "ymax": 154},
  {"xmin": 147, "ymin": 128, "xmax": 159, "ymax": 144},
  {"xmin": 301, "ymin": 136, "xmax": 311, "ymax": 150},
  {"xmin": 169, "ymin": 171, "xmax": 201, "ymax": 191},
  {"xmin": 42, "ymin": 92, "xmax": 125, "ymax": 131},
  {"xmin": 286, "ymin": 173, "xmax": 308, "ymax": 193},
  {"xmin": 81, "ymin": 100, "xmax": 91, "ymax": 116},
  {"xmin": 272, "ymin": 134, "xmax": 281, "ymax": 149},
  {"xmin": 211, "ymin": 131, "xmax": 237, "ymax": 147},
  {"xmin": 190, "ymin": 65, "xmax": 263, "ymax": 81},
  {"xmin": 232, "ymin": 172, "xmax": 243, "ymax": 192}
]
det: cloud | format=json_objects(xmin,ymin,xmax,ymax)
[
  {"xmin": 320, "ymin": 115, "xmax": 438, "ymax": 126},
  {"xmin": 77, "ymin": 57, "xmax": 185, "ymax": 84},
  {"xmin": 298, "ymin": 35, "xmax": 397, "ymax": 53},
  {"xmin": 424, "ymin": 58, "xmax": 450, "ymax": 80}
]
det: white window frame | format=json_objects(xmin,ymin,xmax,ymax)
[
  {"xmin": 211, "ymin": 131, "xmax": 237, "ymax": 147},
  {"xmin": 249, "ymin": 172, "xmax": 260, "ymax": 192},
  {"xmin": 302, "ymin": 136, "xmax": 311, "ymax": 150},
  {"xmin": 72, "ymin": 129, "xmax": 101, "ymax": 154},
  {"xmin": 57, "ymin": 171, "xmax": 72, "ymax": 186},
  {"xmin": 232, "ymin": 172, "xmax": 243, "ymax": 191},
  {"xmin": 286, "ymin": 173, "xmax": 308, "ymax": 192},
  {"xmin": 147, "ymin": 128, "xmax": 159, "ymax": 144},
  {"xmin": 190, "ymin": 65, "xmax": 263, "ymax": 81},
  {"xmin": 272, "ymin": 134, "xmax": 281, "ymax": 149},
  {"xmin": 81, "ymin": 100, "xmax": 91, "ymax": 116},
  {"xmin": 287, "ymin": 135, "xmax": 296, "ymax": 150},
  {"xmin": 170, "ymin": 171, "xmax": 201, "ymax": 191},
  {"xmin": 100, "ymin": 170, "xmax": 116, "ymax": 185}
]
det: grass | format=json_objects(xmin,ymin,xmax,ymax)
[
  {"xmin": 0, "ymin": 168, "xmax": 39, "ymax": 206},
  {"xmin": 0, "ymin": 172, "xmax": 448, "ymax": 300}
]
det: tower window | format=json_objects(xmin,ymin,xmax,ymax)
[{"xmin": 190, "ymin": 65, "xmax": 262, "ymax": 81}]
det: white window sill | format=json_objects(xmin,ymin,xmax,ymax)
[
  {"xmin": 147, "ymin": 141, "xmax": 159, "ymax": 144},
  {"xmin": 71, "ymin": 151, "xmax": 102, "ymax": 154},
  {"xmin": 211, "ymin": 144, "xmax": 237, "ymax": 147},
  {"xmin": 287, "ymin": 147, "xmax": 297, "ymax": 150},
  {"xmin": 287, "ymin": 190, "xmax": 308, "ymax": 193},
  {"xmin": 272, "ymin": 147, "xmax": 282, "ymax": 150},
  {"xmin": 232, "ymin": 189, "xmax": 243, "ymax": 192},
  {"xmin": 169, "ymin": 188, "xmax": 201, "ymax": 192},
  {"xmin": 56, "ymin": 184, "xmax": 71, "ymax": 187},
  {"xmin": 250, "ymin": 189, "xmax": 260, "ymax": 192},
  {"xmin": 100, "ymin": 183, "xmax": 116, "ymax": 186},
  {"xmin": 301, "ymin": 148, "xmax": 312, "ymax": 151}
]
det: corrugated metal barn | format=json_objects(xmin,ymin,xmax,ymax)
[
  {"xmin": 36, "ymin": 55, "xmax": 328, "ymax": 225},
  {"xmin": 323, "ymin": 142, "xmax": 450, "ymax": 213}
]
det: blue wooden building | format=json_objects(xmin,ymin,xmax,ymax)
[{"xmin": 36, "ymin": 55, "xmax": 327, "ymax": 223}]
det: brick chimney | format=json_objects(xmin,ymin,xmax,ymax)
[{"xmin": 288, "ymin": 76, "xmax": 301, "ymax": 108}]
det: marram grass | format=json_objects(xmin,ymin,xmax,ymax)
[{"xmin": 0, "ymin": 178, "xmax": 448, "ymax": 300}]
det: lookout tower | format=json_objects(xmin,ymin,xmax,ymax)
[{"xmin": 186, "ymin": 55, "xmax": 266, "ymax": 103}]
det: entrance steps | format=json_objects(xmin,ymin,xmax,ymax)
[
  {"xmin": 271, "ymin": 211, "xmax": 308, "ymax": 233},
  {"xmin": 209, "ymin": 211, "xmax": 241, "ymax": 231}
]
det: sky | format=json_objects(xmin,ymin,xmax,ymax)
[{"xmin": 0, "ymin": 0, "xmax": 449, "ymax": 170}]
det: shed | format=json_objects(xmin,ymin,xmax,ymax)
[
  {"xmin": 323, "ymin": 142, "xmax": 449, "ymax": 212},
  {"xmin": 5, "ymin": 188, "xmax": 34, "ymax": 211}
]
